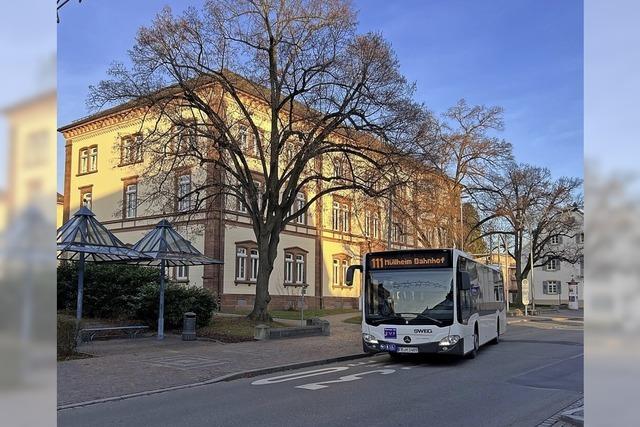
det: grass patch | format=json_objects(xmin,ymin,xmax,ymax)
[
  {"xmin": 198, "ymin": 316, "xmax": 288, "ymax": 343},
  {"xmin": 343, "ymin": 315, "xmax": 362, "ymax": 325},
  {"xmin": 220, "ymin": 307, "xmax": 358, "ymax": 320}
]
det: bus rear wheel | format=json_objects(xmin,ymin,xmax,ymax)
[
  {"xmin": 465, "ymin": 326, "xmax": 479, "ymax": 359},
  {"xmin": 490, "ymin": 323, "xmax": 500, "ymax": 345}
]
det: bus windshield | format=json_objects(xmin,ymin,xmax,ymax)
[{"xmin": 365, "ymin": 268, "xmax": 454, "ymax": 326}]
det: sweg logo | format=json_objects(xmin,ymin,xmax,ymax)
[{"xmin": 413, "ymin": 328, "xmax": 432, "ymax": 334}]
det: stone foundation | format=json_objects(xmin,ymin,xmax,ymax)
[{"xmin": 220, "ymin": 294, "xmax": 358, "ymax": 312}]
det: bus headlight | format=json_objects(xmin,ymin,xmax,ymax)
[
  {"xmin": 439, "ymin": 335, "xmax": 460, "ymax": 346},
  {"xmin": 362, "ymin": 333, "xmax": 379, "ymax": 344}
]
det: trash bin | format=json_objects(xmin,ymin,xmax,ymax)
[{"xmin": 182, "ymin": 312, "xmax": 197, "ymax": 341}]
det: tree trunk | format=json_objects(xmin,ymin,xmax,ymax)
[
  {"xmin": 513, "ymin": 253, "xmax": 524, "ymax": 307},
  {"xmin": 247, "ymin": 230, "xmax": 280, "ymax": 322}
]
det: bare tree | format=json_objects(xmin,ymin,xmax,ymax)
[
  {"xmin": 391, "ymin": 100, "xmax": 512, "ymax": 248},
  {"xmin": 88, "ymin": 0, "xmax": 419, "ymax": 321},
  {"xmin": 472, "ymin": 163, "xmax": 583, "ymax": 306}
]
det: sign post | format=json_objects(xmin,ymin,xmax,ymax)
[{"xmin": 522, "ymin": 278, "xmax": 530, "ymax": 316}]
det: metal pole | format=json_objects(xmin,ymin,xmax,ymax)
[
  {"xmin": 529, "ymin": 240, "xmax": 535, "ymax": 314},
  {"xmin": 158, "ymin": 259, "xmax": 165, "ymax": 340},
  {"xmin": 77, "ymin": 252, "xmax": 85, "ymax": 321},
  {"xmin": 460, "ymin": 196, "xmax": 464, "ymax": 251},
  {"xmin": 300, "ymin": 288, "xmax": 305, "ymax": 327},
  {"xmin": 386, "ymin": 188, "xmax": 393, "ymax": 249}
]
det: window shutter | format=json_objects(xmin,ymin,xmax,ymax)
[
  {"xmin": 557, "ymin": 283, "xmax": 562, "ymax": 294},
  {"xmin": 558, "ymin": 236, "xmax": 563, "ymax": 244},
  {"xmin": 543, "ymin": 282, "xmax": 548, "ymax": 294}
]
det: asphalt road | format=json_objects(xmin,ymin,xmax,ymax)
[{"xmin": 58, "ymin": 323, "xmax": 583, "ymax": 427}]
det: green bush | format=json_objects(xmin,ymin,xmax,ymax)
[
  {"xmin": 57, "ymin": 314, "xmax": 80, "ymax": 359},
  {"xmin": 137, "ymin": 283, "xmax": 216, "ymax": 329},
  {"xmin": 57, "ymin": 262, "xmax": 159, "ymax": 320}
]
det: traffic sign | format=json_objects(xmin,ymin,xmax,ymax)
[{"xmin": 521, "ymin": 279, "xmax": 530, "ymax": 305}]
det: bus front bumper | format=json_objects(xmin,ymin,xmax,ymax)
[{"xmin": 363, "ymin": 339, "xmax": 465, "ymax": 356}]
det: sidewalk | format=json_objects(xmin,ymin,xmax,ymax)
[{"xmin": 58, "ymin": 313, "xmax": 363, "ymax": 407}]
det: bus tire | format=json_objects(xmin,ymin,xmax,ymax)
[
  {"xmin": 490, "ymin": 323, "xmax": 500, "ymax": 345},
  {"xmin": 465, "ymin": 325, "xmax": 479, "ymax": 359}
]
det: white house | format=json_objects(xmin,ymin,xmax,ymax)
[{"xmin": 528, "ymin": 210, "xmax": 584, "ymax": 307}]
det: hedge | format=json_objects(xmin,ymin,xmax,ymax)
[
  {"xmin": 136, "ymin": 283, "xmax": 216, "ymax": 329},
  {"xmin": 57, "ymin": 263, "xmax": 217, "ymax": 329},
  {"xmin": 57, "ymin": 314, "xmax": 80, "ymax": 359},
  {"xmin": 57, "ymin": 262, "xmax": 160, "ymax": 320}
]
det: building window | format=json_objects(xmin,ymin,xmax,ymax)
[
  {"xmin": 284, "ymin": 253, "xmax": 294, "ymax": 283},
  {"xmin": 332, "ymin": 259, "xmax": 340, "ymax": 285},
  {"xmin": 175, "ymin": 265, "xmax": 189, "ymax": 281},
  {"xmin": 283, "ymin": 248, "xmax": 307, "ymax": 285},
  {"xmin": 250, "ymin": 249, "xmax": 259, "ymax": 282},
  {"xmin": 121, "ymin": 134, "xmax": 143, "ymax": 165},
  {"xmin": 550, "ymin": 235, "xmax": 561, "ymax": 245},
  {"xmin": 81, "ymin": 191, "xmax": 92, "ymax": 210},
  {"xmin": 178, "ymin": 174, "xmax": 192, "ymax": 212},
  {"xmin": 543, "ymin": 281, "xmax": 561, "ymax": 295},
  {"xmin": 333, "ymin": 159, "xmax": 344, "ymax": 177},
  {"xmin": 79, "ymin": 146, "xmax": 98, "ymax": 174},
  {"xmin": 125, "ymin": 183, "xmax": 137, "ymax": 218},
  {"xmin": 89, "ymin": 147, "xmax": 98, "ymax": 172},
  {"xmin": 238, "ymin": 125, "xmax": 249, "ymax": 153},
  {"xmin": 235, "ymin": 243, "xmax": 259, "ymax": 283},
  {"xmin": 364, "ymin": 211, "xmax": 371, "ymax": 237},
  {"xmin": 372, "ymin": 212, "xmax": 380, "ymax": 239},
  {"xmin": 295, "ymin": 254, "xmax": 305, "ymax": 284},
  {"xmin": 236, "ymin": 248, "xmax": 247, "ymax": 280},
  {"xmin": 577, "ymin": 232, "xmax": 584, "ymax": 244},
  {"xmin": 292, "ymin": 192, "xmax": 307, "ymax": 224},
  {"xmin": 342, "ymin": 260, "xmax": 349, "ymax": 284},
  {"xmin": 332, "ymin": 200, "xmax": 350, "ymax": 232},
  {"xmin": 392, "ymin": 222, "xmax": 405, "ymax": 243},
  {"xmin": 546, "ymin": 259, "xmax": 559, "ymax": 271},
  {"xmin": 332, "ymin": 255, "xmax": 351, "ymax": 286}
]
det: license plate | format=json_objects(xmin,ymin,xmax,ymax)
[
  {"xmin": 397, "ymin": 347, "xmax": 418, "ymax": 354},
  {"xmin": 380, "ymin": 343, "xmax": 397, "ymax": 352}
]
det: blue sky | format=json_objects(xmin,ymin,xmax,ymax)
[{"xmin": 57, "ymin": 0, "xmax": 583, "ymax": 192}]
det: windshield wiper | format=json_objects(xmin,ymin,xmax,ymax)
[
  {"xmin": 395, "ymin": 312, "xmax": 444, "ymax": 325},
  {"xmin": 366, "ymin": 315, "xmax": 405, "ymax": 326}
]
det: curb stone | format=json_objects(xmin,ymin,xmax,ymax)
[
  {"xmin": 57, "ymin": 352, "xmax": 378, "ymax": 411},
  {"xmin": 537, "ymin": 397, "xmax": 583, "ymax": 427}
]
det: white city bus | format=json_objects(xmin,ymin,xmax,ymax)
[{"xmin": 346, "ymin": 248, "xmax": 506, "ymax": 359}]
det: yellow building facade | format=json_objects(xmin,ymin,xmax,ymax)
[{"xmin": 59, "ymin": 83, "xmax": 450, "ymax": 310}]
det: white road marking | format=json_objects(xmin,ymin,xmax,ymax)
[
  {"xmin": 251, "ymin": 367, "xmax": 349, "ymax": 386},
  {"xmin": 295, "ymin": 369, "xmax": 396, "ymax": 390}
]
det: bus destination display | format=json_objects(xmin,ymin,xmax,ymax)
[{"xmin": 368, "ymin": 251, "xmax": 451, "ymax": 270}]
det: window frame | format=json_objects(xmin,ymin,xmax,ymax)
[
  {"xmin": 332, "ymin": 254, "xmax": 352, "ymax": 287},
  {"xmin": 283, "ymin": 247, "xmax": 308, "ymax": 286},
  {"xmin": 177, "ymin": 173, "xmax": 192, "ymax": 212},
  {"xmin": 124, "ymin": 182, "xmax": 138, "ymax": 219},
  {"xmin": 78, "ymin": 145, "xmax": 98, "ymax": 175}
]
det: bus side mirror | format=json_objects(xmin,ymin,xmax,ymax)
[
  {"xmin": 345, "ymin": 265, "xmax": 362, "ymax": 287},
  {"xmin": 459, "ymin": 272, "xmax": 471, "ymax": 291}
]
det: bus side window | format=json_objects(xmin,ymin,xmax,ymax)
[{"xmin": 457, "ymin": 259, "xmax": 473, "ymax": 323}]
